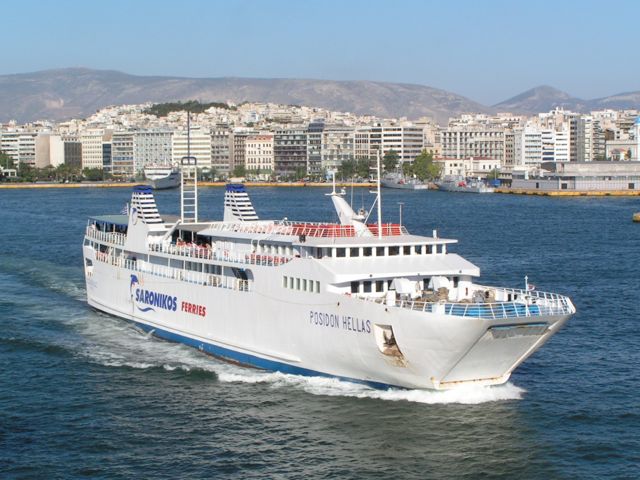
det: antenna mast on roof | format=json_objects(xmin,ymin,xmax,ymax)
[{"xmin": 180, "ymin": 111, "xmax": 198, "ymax": 223}]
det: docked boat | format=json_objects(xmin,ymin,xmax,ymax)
[
  {"xmin": 82, "ymin": 162, "xmax": 574, "ymax": 390},
  {"xmin": 144, "ymin": 165, "xmax": 180, "ymax": 190},
  {"xmin": 382, "ymin": 172, "xmax": 428, "ymax": 190},
  {"xmin": 437, "ymin": 177, "xmax": 495, "ymax": 193}
]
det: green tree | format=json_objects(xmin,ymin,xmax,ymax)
[
  {"xmin": 0, "ymin": 150, "xmax": 15, "ymax": 170},
  {"xmin": 337, "ymin": 159, "xmax": 356, "ymax": 180},
  {"xmin": 383, "ymin": 150, "xmax": 399, "ymax": 172},
  {"xmin": 83, "ymin": 167, "xmax": 105, "ymax": 181},
  {"xmin": 409, "ymin": 151, "xmax": 441, "ymax": 181},
  {"xmin": 232, "ymin": 165, "xmax": 246, "ymax": 178}
]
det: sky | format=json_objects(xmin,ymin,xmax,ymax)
[{"xmin": 1, "ymin": 0, "xmax": 638, "ymax": 105}]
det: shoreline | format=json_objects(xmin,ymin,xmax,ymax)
[{"xmin": 0, "ymin": 181, "xmax": 376, "ymax": 190}]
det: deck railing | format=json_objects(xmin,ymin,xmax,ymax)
[
  {"xmin": 93, "ymin": 253, "xmax": 251, "ymax": 292},
  {"xmin": 148, "ymin": 243, "xmax": 292, "ymax": 267},
  {"xmin": 204, "ymin": 220, "xmax": 409, "ymax": 238},
  {"xmin": 86, "ymin": 226, "xmax": 126, "ymax": 246},
  {"xmin": 358, "ymin": 287, "xmax": 574, "ymax": 320}
]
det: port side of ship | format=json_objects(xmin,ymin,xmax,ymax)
[{"xmin": 83, "ymin": 173, "xmax": 574, "ymax": 390}]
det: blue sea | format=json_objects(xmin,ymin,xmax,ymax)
[{"xmin": 0, "ymin": 186, "xmax": 638, "ymax": 479}]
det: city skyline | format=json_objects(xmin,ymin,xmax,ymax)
[{"xmin": 2, "ymin": 0, "xmax": 639, "ymax": 105}]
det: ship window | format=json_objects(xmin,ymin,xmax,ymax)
[
  {"xmin": 315, "ymin": 281, "xmax": 320, "ymax": 293},
  {"xmin": 336, "ymin": 248, "xmax": 346, "ymax": 258},
  {"xmin": 283, "ymin": 276, "xmax": 288, "ymax": 288},
  {"xmin": 389, "ymin": 246, "xmax": 399, "ymax": 256},
  {"xmin": 296, "ymin": 278, "xmax": 301, "ymax": 290},
  {"xmin": 403, "ymin": 245, "xmax": 411, "ymax": 255},
  {"xmin": 363, "ymin": 281, "xmax": 372, "ymax": 293},
  {"xmin": 363, "ymin": 247, "xmax": 372, "ymax": 257},
  {"xmin": 351, "ymin": 281, "xmax": 359, "ymax": 294},
  {"xmin": 415, "ymin": 245, "xmax": 422, "ymax": 254},
  {"xmin": 288, "ymin": 277, "xmax": 294, "ymax": 289},
  {"xmin": 453, "ymin": 276, "xmax": 459, "ymax": 288},
  {"xmin": 426, "ymin": 245, "xmax": 433, "ymax": 254},
  {"xmin": 308, "ymin": 280, "xmax": 314, "ymax": 293},
  {"xmin": 302, "ymin": 279, "xmax": 308, "ymax": 291},
  {"xmin": 376, "ymin": 246, "xmax": 385, "ymax": 256},
  {"xmin": 376, "ymin": 280, "xmax": 384, "ymax": 292},
  {"xmin": 350, "ymin": 247, "xmax": 359, "ymax": 257}
]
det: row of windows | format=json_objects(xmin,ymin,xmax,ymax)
[
  {"xmin": 323, "ymin": 244, "xmax": 443, "ymax": 258},
  {"xmin": 282, "ymin": 276, "xmax": 320, "ymax": 293}
]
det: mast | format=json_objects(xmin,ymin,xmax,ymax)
[
  {"xmin": 180, "ymin": 111, "xmax": 198, "ymax": 223},
  {"xmin": 377, "ymin": 149, "xmax": 382, "ymax": 239}
]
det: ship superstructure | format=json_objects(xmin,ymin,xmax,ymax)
[{"xmin": 82, "ymin": 182, "xmax": 574, "ymax": 390}]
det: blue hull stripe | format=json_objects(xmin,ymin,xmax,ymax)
[{"xmin": 132, "ymin": 321, "xmax": 399, "ymax": 391}]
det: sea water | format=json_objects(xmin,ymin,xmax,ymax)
[{"xmin": 0, "ymin": 187, "xmax": 638, "ymax": 479}]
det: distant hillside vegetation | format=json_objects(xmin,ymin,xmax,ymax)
[{"xmin": 144, "ymin": 100, "xmax": 236, "ymax": 117}]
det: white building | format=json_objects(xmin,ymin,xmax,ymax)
[
  {"xmin": 80, "ymin": 129, "xmax": 109, "ymax": 170},
  {"xmin": 172, "ymin": 127, "xmax": 212, "ymax": 168},
  {"xmin": 245, "ymin": 134, "xmax": 274, "ymax": 178},
  {"xmin": 133, "ymin": 130, "xmax": 172, "ymax": 172}
]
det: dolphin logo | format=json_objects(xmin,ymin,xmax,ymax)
[{"xmin": 130, "ymin": 274, "xmax": 155, "ymax": 313}]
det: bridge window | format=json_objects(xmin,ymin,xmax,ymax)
[
  {"xmin": 415, "ymin": 245, "xmax": 422, "ymax": 254},
  {"xmin": 336, "ymin": 248, "xmax": 346, "ymax": 258},
  {"xmin": 426, "ymin": 245, "xmax": 433, "ymax": 254},
  {"xmin": 363, "ymin": 281, "xmax": 372, "ymax": 293},
  {"xmin": 388, "ymin": 246, "xmax": 399, "ymax": 256},
  {"xmin": 403, "ymin": 245, "xmax": 411, "ymax": 255},
  {"xmin": 376, "ymin": 246, "xmax": 385, "ymax": 256},
  {"xmin": 376, "ymin": 280, "xmax": 384, "ymax": 292},
  {"xmin": 351, "ymin": 281, "xmax": 359, "ymax": 294},
  {"xmin": 350, "ymin": 247, "xmax": 359, "ymax": 257},
  {"xmin": 363, "ymin": 247, "xmax": 372, "ymax": 257}
]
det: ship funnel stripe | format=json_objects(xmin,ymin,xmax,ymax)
[
  {"xmin": 130, "ymin": 188, "xmax": 162, "ymax": 224},
  {"xmin": 223, "ymin": 183, "xmax": 259, "ymax": 222}
]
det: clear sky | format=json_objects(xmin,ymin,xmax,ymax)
[{"xmin": 1, "ymin": 0, "xmax": 637, "ymax": 105}]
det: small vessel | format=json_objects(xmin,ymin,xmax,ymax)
[
  {"xmin": 82, "ymin": 157, "xmax": 574, "ymax": 390},
  {"xmin": 633, "ymin": 212, "xmax": 640, "ymax": 222},
  {"xmin": 381, "ymin": 172, "xmax": 428, "ymax": 190},
  {"xmin": 437, "ymin": 176, "xmax": 495, "ymax": 193},
  {"xmin": 144, "ymin": 165, "xmax": 180, "ymax": 190}
]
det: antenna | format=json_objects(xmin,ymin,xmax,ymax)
[{"xmin": 180, "ymin": 111, "xmax": 198, "ymax": 223}]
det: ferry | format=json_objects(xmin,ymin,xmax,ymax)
[
  {"xmin": 82, "ymin": 159, "xmax": 574, "ymax": 390},
  {"xmin": 143, "ymin": 165, "xmax": 180, "ymax": 190}
]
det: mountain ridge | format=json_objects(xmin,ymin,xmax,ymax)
[{"xmin": 0, "ymin": 68, "xmax": 639, "ymax": 123}]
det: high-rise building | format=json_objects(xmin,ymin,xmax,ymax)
[
  {"xmin": 321, "ymin": 124, "xmax": 355, "ymax": 172},
  {"xmin": 133, "ymin": 130, "xmax": 172, "ymax": 172},
  {"xmin": 111, "ymin": 132, "xmax": 135, "ymax": 177},
  {"xmin": 80, "ymin": 129, "xmax": 107, "ymax": 169},
  {"xmin": 274, "ymin": 128, "xmax": 307, "ymax": 177},
  {"xmin": 211, "ymin": 129, "xmax": 232, "ymax": 176},
  {"xmin": 306, "ymin": 121, "xmax": 325, "ymax": 176}
]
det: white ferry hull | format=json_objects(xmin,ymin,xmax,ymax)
[
  {"xmin": 146, "ymin": 172, "xmax": 180, "ymax": 190},
  {"xmin": 84, "ymin": 246, "xmax": 570, "ymax": 390}
]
